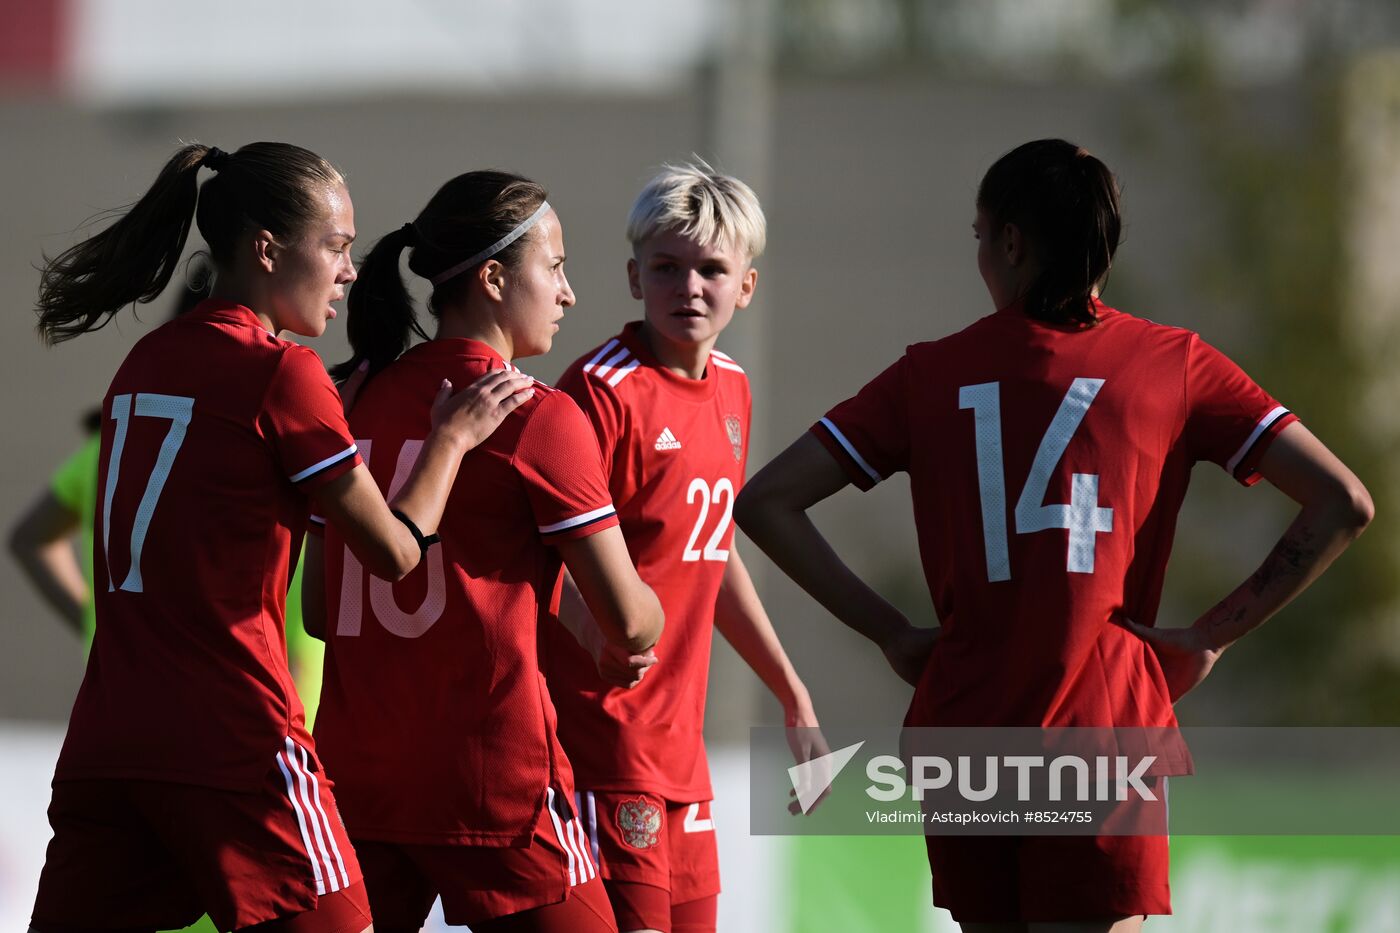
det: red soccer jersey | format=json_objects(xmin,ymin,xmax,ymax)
[
  {"xmin": 56, "ymin": 300, "xmax": 360, "ymax": 790},
  {"xmin": 541, "ymin": 322, "xmax": 752, "ymax": 802},
  {"xmin": 313, "ymin": 339, "xmax": 620, "ymax": 846},
  {"xmin": 813, "ymin": 300, "xmax": 1296, "ymax": 732}
]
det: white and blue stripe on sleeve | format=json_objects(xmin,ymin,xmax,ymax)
[
  {"xmin": 289, "ymin": 444, "xmax": 358, "ymax": 484},
  {"xmin": 1225, "ymin": 406, "xmax": 1290, "ymax": 476},
  {"xmin": 538, "ymin": 504, "xmax": 617, "ymax": 537},
  {"xmin": 818, "ymin": 417, "xmax": 883, "ymax": 485}
]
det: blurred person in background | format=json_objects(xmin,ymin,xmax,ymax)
[
  {"xmin": 10, "ymin": 404, "xmax": 103, "ymax": 646},
  {"xmin": 10, "ymin": 272, "xmax": 328, "ymax": 738},
  {"xmin": 10, "ymin": 280, "xmax": 210, "ymax": 651},
  {"xmin": 28, "ymin": 141, "xmax": 531, "ymax": 933},
  {"xmin": 10, "ymin": 277, "xmax": 278, "ymax": 933},
  {"xmin": 306, "ymin": 170, "xmax": 665, "ymax": 933},
  {"xmin": 735, "ymin": 138, "xmax": 1372, "ymax": 932}
]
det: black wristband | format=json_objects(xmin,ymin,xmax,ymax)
[{"xmin": 391, "ymin": 509, "xmax": 440, "ymax": 554}]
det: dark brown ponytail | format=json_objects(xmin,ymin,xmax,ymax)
[
  {"xmin": 333, "ymin": 224, "xmax": 430, "ymax": 381},
  {"xmin": 334, "ymin": 170, "xmax": 548, "ymax": 381},
  {"xmin": 977, "ymin": 139, "xmax": 1121, "ymax": 327},
  {"xmin": 37, "ymin": 141, "xmax": 343, "ymax": 345},
  {"xmin": 37, "ymin": 144, "xmax": 209, "ymax": 343}
]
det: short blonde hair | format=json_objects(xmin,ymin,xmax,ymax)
[{"xmin": 626, "ymin": 162, "xmax": 766, "ymax": 259}]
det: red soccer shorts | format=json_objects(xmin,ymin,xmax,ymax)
[
  {"xmin": 924, "ymin": 833, "xmax": 1171, "ymax": 923},
  {"xmin": 353, "ymin": 788, "xmax": 611, "ymax": 929},
  {"xmin": 574, "ymin": 791, "xmax": 720, "ymax": 931},
  {"xmin": 32, "ymin": 739, "xmax": 367, "ymax": 933}
]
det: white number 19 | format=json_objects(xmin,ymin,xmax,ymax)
[{"xmin": 958, "ymin": 378, "xmax": 1113, "ymax": 583}]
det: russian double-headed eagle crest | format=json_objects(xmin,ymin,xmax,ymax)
[
  {"xmin": 615, "ymin": 796, "xmax": 663, "ymax": 849},
  {"xmin": 724, "ymin": 414, "xmax": 743, "ymax": 462}
]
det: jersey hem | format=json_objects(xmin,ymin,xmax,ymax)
[
  {"xmin": 51, "ymin": 765, "xmax": 270, "ymax": 793},
  {"xmin": 569, "ymin": 778, "xmax": 715, "ymax": 805},
  {"xmin": 342, "ymin": 824, "xmax": 536, "ymax": 847},
  {"xmin": 539, "ymin": 510, "xmax": 620, "ymax": 541},
  {"xmin": 1232, "ymin": 411, "xmax": 1298, "ymax": 486},
  {"xmin": 811, "ymin": 422, "xmax": 880, "ymax": 490},
  {"xmin": 293, "ymin": 449, "xmax": 362, "ymax": 491}
]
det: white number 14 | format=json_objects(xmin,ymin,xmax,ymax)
[{"xmin": 958, "ymin": 378, "xmax": 1113, "ymax": 583}]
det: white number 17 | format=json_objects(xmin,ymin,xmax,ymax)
[
  {"xmin": 101, "ymin": 393, "xmax": 195, "ymax": 593},
  {"xmin": 958, "ymin": 378, "xmax": 1113, "ymax": 583}
]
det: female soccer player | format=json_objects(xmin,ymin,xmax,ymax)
[
  {"xmin": 734, "ymin": 139, "xmax": 1372, "ymax": 932},
  {"xmin": 12, "ymin": 282, "xmax": 211, "ymax": 650},
  {"xmin": 306, "ymin": 170, "xmax": 663, "ymax": 933},
  {"xmin": 541, "ymin": 163, "xmax": 825, "ymax": 933},
  {"xmin": 30, "ymin": 142, "xmax": 531, "ymax": 933}
]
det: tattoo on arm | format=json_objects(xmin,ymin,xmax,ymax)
[
  {"xmin": 1203, "ymin": 604, "xmax": 1247, "ymax": 642},
  {"xmin": 1247, "ymin": 524, "xmax": 1316, "ymax": 598}
]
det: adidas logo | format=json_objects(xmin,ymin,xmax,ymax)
[{"xmin": 654, "ymin": 427, "xmax": 682, "ymax": 451}]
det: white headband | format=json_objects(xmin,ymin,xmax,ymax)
[{"xmin": 429, "ymin": 200, "xmax": 552, "ymax": 287}]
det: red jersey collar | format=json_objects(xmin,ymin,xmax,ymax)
[
  {"xmin": 187, "ymin": 298, "xmax": 272, "ymax": 332},
  {"xmin": 617, "ymin": 320, "xmax": 721, "ymax": 400},
  {"xmin": 993, "ymin": 294, "xmax": 1114, "ymax": 331},
  {"xmin": 400, "ymin": 337, "xmax": 516, "ymax": 370}
]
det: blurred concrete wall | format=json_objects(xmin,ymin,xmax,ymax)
[{"xmin": 0, "ymin": 78, "xmax": 1295, "ymax": 733}]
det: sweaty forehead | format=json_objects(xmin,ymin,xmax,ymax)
[{"xmin": 311, "ymin": 184, "xmax": 355, "ymax": 238}]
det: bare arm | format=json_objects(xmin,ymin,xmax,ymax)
[
  {"xmin": 555, "ymin": 525, "xmax": 663, "ymax": 655},
  {"xmin": 714, "ymin": 542, "xmax": 832, "ymax": 800},
  {"xmin": 557, "ymin": 569, "xmax": 657, "ymax": 688},
  {"xmin": 556, "ymin": 569, "xmax": 606, "ymax": 660},
  {"xmin": 313, "ymin": 370, "xmax": 533, "ymax": 581},
  {"xmin": 1127, "ymin": 422, "xmax": 1373, "ymax": 700},
  {"xmin": 714, "ymin": 545, "xmax": 817, "ymax": 727},
  {"xmin": 8, "ymin": 491, "xmax": 86, "ymax": 634},
  {"xmin": 734, "ymin": 433, "xmax": 936, "ymax": 686}
]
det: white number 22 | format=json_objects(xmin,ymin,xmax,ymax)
[
  {"xmin": 682, "ymin": 478, "xmax": 734, "ymax": 562},
  {"xmin": 959, "ymin": 378, "xmax": 1113, "ymax": 582},
  {"xmin": 101, "ymin": 393, "xmax": 194, "ymax": 593}
]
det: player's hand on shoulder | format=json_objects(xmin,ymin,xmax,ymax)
[
  {"xmin": 1118, "ymin": 615, "xmax": 1222, "ymax": 702},
  {"xmin": 596, "ymin": 643, "xmax": 658, "ymax": 689},
  {"xmin": 430, "ymin": 370, "xmax": 535, "ymax": 450},
  {"xmin": 880, "ymin": 623, "xmax": 939, "ymax": 687}
]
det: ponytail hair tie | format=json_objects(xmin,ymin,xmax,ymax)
[
  {"xmin": 201, "ymin": 147, "xmax": 231, "ymax": 171},
  {"xmin": 399, "ymin": 222, "xmax": 419, "ymax": 245}
]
